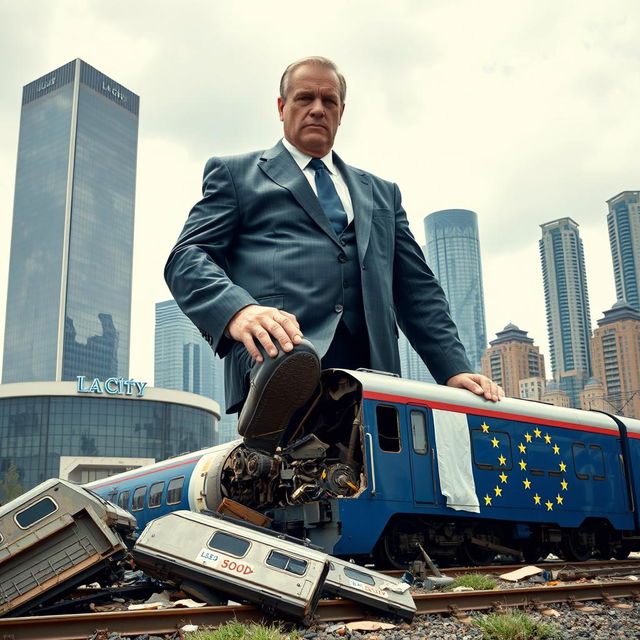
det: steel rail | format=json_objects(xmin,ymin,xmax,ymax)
[{"xmin": 1, "ymin": 580, "xmax": 639, "ymax": 640}]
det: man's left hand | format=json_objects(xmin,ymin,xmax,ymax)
[{"xmin": 446, "ymin": 373, "xmax": 504, "ymax": 402}]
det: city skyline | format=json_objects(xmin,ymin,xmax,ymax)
[
  {"xmin": 0, "ymin": 3, "xmax": 638, "ymax": 385},
  {"xmin": 2, "ymin": 59, "xmax": 138, "ymax": 384}
]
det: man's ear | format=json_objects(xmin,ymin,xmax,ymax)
[
  {"xmin": 277, "ymin": 97, "xmax": 285, "ymax": 122},
  {"xmin": 339, "ymin": 102, "xmax": 345, "ymax": 125}
]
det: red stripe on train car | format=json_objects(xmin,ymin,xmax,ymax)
[
  {"xmin": 88, "ymin": 455, "xmax": 204, "ymax": 490},
  {"xmin": 362, "ymin": 391, "xmax": 634, "ymax": 437}
]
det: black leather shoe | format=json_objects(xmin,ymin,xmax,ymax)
[{"xmin": 238, "ymin": 339, "xmax": 320, "ymax": 454}]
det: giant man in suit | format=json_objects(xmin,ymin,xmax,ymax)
[{"xmin": 165, "ymin": 57, "xmax": 502, "ymax": 417}]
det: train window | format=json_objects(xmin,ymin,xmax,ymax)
[
  {"xmin": 149, "ymin": 482, "xmax": 165, "ymax": 508},
  {"xmin": 15, "ymin": 497, "xmax": 58, "ymax": 529},
  {"xmin": 208, "ymin": 531, "xmax": 250, "ymax": 557},
  {"xmin": 410, "ymin": 411, "xmax": 428, "ymax": 454},
  {"xmin": 266, "ymin": 550, "xmax": 308, "ymax": 575},
  {"xmin": 589, "ymin": 445, "xmax": 606, "ymax": 480},
  {"xmin": 376, "ymin": 405, "xmax": 401, "ymax": 452},
  {"xmin": 131, "ymin": 486, "xmax": 147, "ymax": 511},
  {"xmin": 167, "ymin": 477, "xmax": 185, "ymax": 505},
  {"xmin": 343, "ymin": 566, "xmax": 376, "ymax": 585},
  {"xmin": 117, "ymin": 490, "xmax": 130, "ymax": 509},
  {"xmin": 470, "ymin": 429, "xmax": 512, "ymax": 470},
  {"xmin": 572, "ymin": 443, "xmax": 589, "ymax": 480}
]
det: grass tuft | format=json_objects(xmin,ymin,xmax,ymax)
[
  {"xmin": 186, "ymin": 619, "xmax": 296, "ymax": 640},
  {"xmin": 442, "ymin": 572, "xmax": 497, "ymax": 591},
  {"xmin": 473, "ymin": 611, "xmax": 560, "ymax": 640}
]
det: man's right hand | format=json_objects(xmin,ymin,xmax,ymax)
[{"xmin": 227, "ymin": 304, "xmax": 303, "ymax": 362}]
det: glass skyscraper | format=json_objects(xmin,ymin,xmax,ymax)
[
  {"xmin": 2, "ymin": 59, "xmax": 138, "ymax": 383},
  {"xmin": 155, "ymin": 300, "xmax": 236, "ymax": 443},
  {"xmin": 607, "ymin": 191, "xmax": 640, "ymax": 310},
  {"xmin": 539, "ymin": 218, "xmax": 592, "ymax": 383},
  {"xmin": 423, "ymin": 209, "xmax": 487, "ymax": 373}
]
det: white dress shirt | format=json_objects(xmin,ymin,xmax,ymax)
[{"xmin": 281, "ymin": 138, "xmax": 354, "ymax": 225}]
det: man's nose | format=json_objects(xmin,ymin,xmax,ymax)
[{"xmin": 309, "ymin": 98, "xmax": 325, "ymax": 116}]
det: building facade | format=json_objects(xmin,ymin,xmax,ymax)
[
  {"xmin": 539, "ymin": 218, "xmax": 592, "ymax": 392},
  {"xmin": 0, "ymin": 381, "xmax": 219, "ymax": 492},
  {"xmin": 155, "ymin": 300, "xmax": 237, "ymax": 443},
  {"xmin": 590, "ymin": 300, "xmax": 640, "ymax": 418},
  {"xmin": 424, "ymin": 209, "xmax": 487, "ymax": 373},
  {"xmin": 2, "ymin": 60, "xmax": 138, "ymax": 383},
  {"xmin": 607, "ymin": 191, "xmax": 640, "ymax": 310},
  {"xmin": 481, "ymin": 323, "xmax": 546, "ymax": 398}
]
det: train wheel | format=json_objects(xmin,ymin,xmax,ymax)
[
  {"xmin": 457, "ymin": 540, "xmax": 496, "ymax": 566},
  {"xmin": 614, "ymin": 545, "xmax": 631, "ymax": 560},
  {"xmin": 561, "ymin": 530, "xmax": 593, "ymax": 562},
  {"xmin": 372, "ymin": 518, "xmax": 421, "ymax": 569},
  {"xmin": 521, "ymin": 543, "xmax": 543, "ymax": 564}
]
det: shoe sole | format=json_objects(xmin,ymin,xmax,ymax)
[{"xmin": 242, "ymin": 352, "xmax": 320, "ymax": 442}]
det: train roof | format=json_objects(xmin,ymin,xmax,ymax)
[{"xmin": 339, "ymin": 368, "xmax": 640, "ymax": 435}]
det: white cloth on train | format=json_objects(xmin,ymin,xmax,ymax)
[{"xmin": 433, "ymin": 409, "xmax": 480, "ymax": 513}]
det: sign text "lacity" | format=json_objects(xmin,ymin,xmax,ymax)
[{"xmin": 76, "ymin": 376, "xmax": 147, "ymax": 397}]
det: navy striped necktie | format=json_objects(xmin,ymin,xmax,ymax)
[{"xmin": 308, "ymin": 157, "xmax": 348, "ymax": 235}]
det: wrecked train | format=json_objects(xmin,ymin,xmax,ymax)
[{"xmin": 87, "ymin": 368, "xmax": 640, "ymax": 567}]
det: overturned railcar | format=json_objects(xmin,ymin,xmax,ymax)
[
  {"xmin": 133, "ymin": 510, "xmax": 330, "ymax": 623},
  {"xmin": 0, "ymin": 478, "xmax": 136, "ymax": 617}
]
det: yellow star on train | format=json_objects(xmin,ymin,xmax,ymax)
[
  {"xmin": 491, "ymin": 437, "xmax": 500, "ymax": 448},
  {"xmin": 484, "ymin": 494, "xmax": 492, "ymax": 506},
  {"xmin": 499, "ymin": 472, "xmax": 508, "ymax": 484},
  {"xmin": 545, "ymin": 500, "xmax": 554, "ymax": 511},
  {"xmin": 524, "ymin": 432, "xmax": 533, "ymax": 442},
  {"xmin": 561, "ymin": 479, "xmax": 568, "ymax": 491},
  {"xmin": 553, "ymin": 444, "xmax": 560, "ymax": 454},
  {"xmin": 498, "ymin": 454, "xmax": 507, "ymax": 466},
  {"xmin": 556, "ymin": 495, "xmax": 564, "ymax": 505},
  {"xmin": 518, "ymin": 443, "xmax": 526, "ymax": 454},
  {"xmin": 533, "ymin": 493, "xmax": 541, "ymax": 505},
  {"xmin": 559, "ymin": 461, "xmax": 567, "ymax": 472},
  {"xmin": 523, "ymin": 478, "xmax": 531, "ymax": 489},
  {"xmin": 481, "ymin": 422, "xmax": 490, "ymax": 433},
  {"xmin": 494, "ymin": 486, "xmax": 502, "ymax": 497},
  {"xmin": 518, "ymin": 459, "xmax": 527, "ymax": 470},
  {"xmin": 534, "ymin": 428, "xmax": 542, "ymax": 438},
  {"xmin": 544, "ymin": 433, "xmax": 551, "ymax": 444}
]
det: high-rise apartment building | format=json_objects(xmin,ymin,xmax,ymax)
[
  {"xmin": 539, "ymin": 218, "xmax": 592, "ymax": 386},
  {"xmin": 2, "ymin": 60, "xmax": 138, "ymax": 383},
  {"xmin": 155, "ymin": 300, "xmax": 237, "ymax": 443},
  {"xmin": 481, "ymin": 323, "xmax": 545, "ymax": 398},
  {"xmin": 590, "ymin": 300, "xmax": 640, "ymax": 418},
  {"xmin": 398, "ymin": 330, "xmax": 435, "ymax": 383},
  {"xmin": 607, "ymin": 191, "xmax": 640, "ymax": 310},
  {"xmin": 424, "ymin": 209, "xmax": 487, "ymax": 372}
]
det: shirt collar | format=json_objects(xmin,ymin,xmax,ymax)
[{"xmin": 281, "ymin": 138, "xmax": 336, "ymax": 175}]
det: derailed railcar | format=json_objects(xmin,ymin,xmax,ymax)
[
  {"xmin": 133, "ymin": 510, "xmax": 329, "ymax": 623},
  {"xmin": 0, "ymin": 478, "xmax": 136, "ymax": 617}
]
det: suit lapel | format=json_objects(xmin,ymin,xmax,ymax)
[
  {"xmin": 259, "ymin": 142, "xmax": 340, "ymax": 246},
  {"xmin": 334, "ymin": 153, "xmax": 373, "ymax": 265}
]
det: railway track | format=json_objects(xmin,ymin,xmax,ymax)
[{"xmin": 1, "ymin": 576, "xmax": 639, "ymax": 640}]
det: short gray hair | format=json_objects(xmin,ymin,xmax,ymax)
[{"xmin": 279, "ymin": 56, "xmax": 347, "ymax": 103}]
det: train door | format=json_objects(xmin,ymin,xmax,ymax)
[{"xmin": 406, "ymin": 406, "xmax": 435, "ymax": 503}]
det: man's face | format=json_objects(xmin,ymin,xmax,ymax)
[{"xmin": 278, "ymin": 64, "xmax": 345, "ymax": 157}]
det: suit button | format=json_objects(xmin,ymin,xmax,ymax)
[
  {"xmin": 338, "ymin": 253, "xmax": 347, "ymax": 263},
  {"xmin": 340, "ymin": 238, "xmax": 347, "ymax": 246},
  {"xmin": 335, "ymin": 304, "xmax": 343, "ymax": 313}
]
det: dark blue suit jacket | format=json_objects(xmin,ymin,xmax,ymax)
[{"xmin": 165, "ymin": 141, "xmax": 471, "ymax": 412}]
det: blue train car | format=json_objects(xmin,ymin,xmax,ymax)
[{"xmin": 86, "ymin": 368, "xmax": 640, "ymax": 566}]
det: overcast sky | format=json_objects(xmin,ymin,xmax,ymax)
[{"xmin": 0, "ymin": 1, "xmax": 638, "ymax": 384}]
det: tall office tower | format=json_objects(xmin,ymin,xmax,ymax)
[
  {"xmin": 424, "ymin": 209, "xmax": 487, "ymax": 373},
  {"xmin": 590, "ymin": 300, "xmax": 640, "ymax": 418},
  {"xmin": 2, "ymin": 60, "xmax": 138, "ymax": 383},
  {"xmin": 480, "ymin": 323, "xmax": 545, "ymax": 398},
  {"xmin": 539, "ymin": 218, "xmax": 592, "ymax": 398},
  {"xmin": 155, "ymin": 300, "xmax": 237, "ymax": 443},
  {"xmin": 607, "ymin": 191, "xmax": 640, "ymax": 310},
  {"xmin": 398, "ymin": 331, "xmax": 435, "ymax": 383}
]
